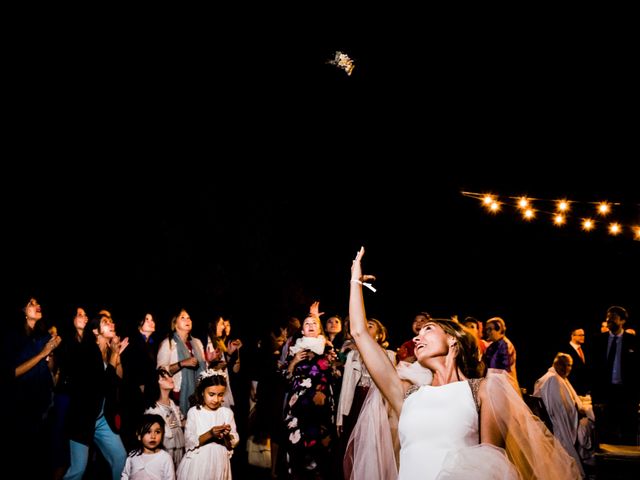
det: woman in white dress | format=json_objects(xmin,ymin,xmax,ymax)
[
  {"xmin": 122, "ymin": 414, "xmax": 175, "ymax": 480},
  {"xmin": 349, "ymin": 247, "xmax": 581, "ymax": 480},
  {"xmin": 176, "ymin": 370, "xmax": 239, "ymax": 480}
]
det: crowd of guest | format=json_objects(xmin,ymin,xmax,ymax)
[{"xmin": 1, "ymin": 287, "xmax": 637, "ymax": 479}]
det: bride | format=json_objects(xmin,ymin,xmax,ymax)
[{"xmin": 348, "ymin": 247, "xmax": 581, "ymax": 480}]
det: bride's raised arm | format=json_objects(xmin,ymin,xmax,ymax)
[{"xmin": 349, "ymin": 247, "xmax": 405, "ymax": 415}]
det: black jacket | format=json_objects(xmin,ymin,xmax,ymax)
[{"xmin": 66, "ymin": 341, "xmax": 121, "ymax": 445}]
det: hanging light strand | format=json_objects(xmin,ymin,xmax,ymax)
[{"xmin": 461, "ymin": 191, "xmax": 639, "ymax": 240}]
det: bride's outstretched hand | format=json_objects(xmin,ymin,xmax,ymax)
[{"xmin": 351, "ymin": 246, "xmax": 376, "ymax": 283}]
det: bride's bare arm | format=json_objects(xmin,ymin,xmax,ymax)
[
  {"xmin": 350, "ymin": 247, "xmax": 405, "ymax": 415},
  {"xmin": 479, "ymin": 379, "xmax": 505, "ymax": 448}
]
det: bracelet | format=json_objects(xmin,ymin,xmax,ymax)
[
  {"xmin": 350, "ymin": 279, "xmax": 377, "ymax": 292},
  {"xmin": 176, "ymin": 361, "xmax": 183, "ymax": 371}
]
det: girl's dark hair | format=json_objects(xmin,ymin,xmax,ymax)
[
  {"xmin": 137, "ymin": 312, "xmax": 156, "ymax": 330},
  {"xmin": 190, "ymin": 373, "xmax": 227, "ymax": 409},
  {"xmin": 206, "ymin": 316, "xmax": 227, "ymax": 354},
  {"xmin": 22, "ymin": 297, "xmax": 48, "ymax": 336},
  {"xmin": 82, "ymin": 314, "xmax": 108, "ymax": 344},
  {"xmin": 57, "ymin": 306, "xmax": 87, "ymax": 342},
  {"xmin": 129, "ymin": 414, "xmax": 165, "ymax": 457},
  {"xmin": 324, "ymin": 314, "xmax": 342, "ymax": 327},
  {"xmin": 143, "ymin": 367, "xmax": 170, "ymax": 410},
  {"xmin": 429, "ymin": 319, "xmax": 485, "ymax": 379}
]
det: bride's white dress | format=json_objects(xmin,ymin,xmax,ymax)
[
  {"xmin": 398, "ymin": 380, "xmax": 518, "ymax": 480},
  {"xmin": 397, "ymin": 373, "xmax": 582, "ymax": 480},
  {"xmin": 398, "ymin": 381, "xmax": 477, "ymax": 479}
]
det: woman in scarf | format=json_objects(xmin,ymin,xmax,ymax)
[{"xmin": 157, "ymin": 308, "xmax": 206, "ymax": 416}]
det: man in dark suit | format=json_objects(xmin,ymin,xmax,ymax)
[
  {"xmin": 566, "ymin": 327, "xmax": 590, "ymax": 396},
  {"xmin": 591, "ymin": 306, "xmax": 639, "ymax": 445}
]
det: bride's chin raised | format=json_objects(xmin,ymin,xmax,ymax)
[{"xmin": 415, "ymin": 354, "xmax": 431, "ymax": 368}]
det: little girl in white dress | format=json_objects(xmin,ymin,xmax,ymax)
[
  {"xmin": 122, "ymin": 413, "xmax": 175, "ymax": 480},
  {"xmin": 176, "ymin": 370, "xmax": 238, "ymax": 480}
]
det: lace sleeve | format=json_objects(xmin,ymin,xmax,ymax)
[
  {"xmin": 468, "ymin": 378, "xmax": 482, "ymax": 412},
  {"xmin": 404, "ymin": 384, "xmax": 420, "ymax": 398}
]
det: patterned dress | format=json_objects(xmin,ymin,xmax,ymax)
[{"xmin": 283, "ymin": 338, "xmax": 340, "ymax": 478}]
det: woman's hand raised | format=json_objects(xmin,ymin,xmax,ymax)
[
  {"xmin": 351, "ymin": 247, "xmax": 376, "ymax": 284},
  {"xmin": 309, "ymin": 301, "xmax": 324, "ymax": 318}
]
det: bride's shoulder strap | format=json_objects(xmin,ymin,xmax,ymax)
[
  {"xmin": 468, "ymin": 378, "xmax": 482, "ymax": 412},
  {"xmin": 404, "ymin": 384, "xmax": 421, "ymax": 398}
]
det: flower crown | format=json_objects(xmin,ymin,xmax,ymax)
[{"xmin": 198, "ymin": 368, "xmax": 227, "ymax": 384}]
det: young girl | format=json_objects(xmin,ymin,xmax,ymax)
[
  {"xmin": 144, "ymin": 368, "xmax": 186, "ymax": 467},
  {"xmin": 176, "ymin": 370, "xmax": 239, "ymax": 480},
  {"xmin": 122, "ymin": 414, "xmax": 175, "ymax": 480}
]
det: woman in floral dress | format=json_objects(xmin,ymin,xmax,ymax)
[{"xmin": 283, "ymin": 302, "xmax": 341, "ymax": 479}]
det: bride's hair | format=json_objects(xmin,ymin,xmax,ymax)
[{"xmin": 430, "ymin": 319, "xmax": 485, "ymax": 378}]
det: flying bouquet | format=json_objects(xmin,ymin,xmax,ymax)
[{"xmin": 328, "ymin": 51, "xmax": 355, "ymax": 76}]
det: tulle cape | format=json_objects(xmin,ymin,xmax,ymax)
[
  {"xmin": 481, "ymin": 369, "xmax": 582, "ymax": 479},
  {"xmin": 344, "ymin": 366, "xmax": 581, "ymax": 480},
  {"xmin": 344, "ymin": 361, "xmax": 433, "ymax": 480}
]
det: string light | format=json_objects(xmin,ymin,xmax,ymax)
[
  {"xmin": 609, "ymin": 223, "xmax": 621, "ymax": 235},
  {"xmin": 462, "ymin": 191, "xmax": 638, "ymax": 241},
  {"xmin": 554, "ymin": 214, "xmax": 566, "ymax": 226},
  {"xmin": 523, "ymin": 208, "xmax": 535, "ymax": 220},
  {"xmin": 517, "ymin": 197, "xmax": 530, "ymax": 209},
  {"xmin": 597, "ymin": 202, "xmax": 611, "ymax": 216},
  {"xmin": 582, "ymin": 218, "xmax": 595, "ymax": 231},
  {"xmin": 556, "ymin": 200, "xmax": 570, "ymax": 212}
]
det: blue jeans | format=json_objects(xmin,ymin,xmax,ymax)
[{"xmin": 63, "ymin": 416, "xmax": 126, "ymax": 480}]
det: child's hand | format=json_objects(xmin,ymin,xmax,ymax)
[
  {"xmin": 211, "ymin": 424, "xmax": 234, "ymax": 449},
  {"xmin": 211, "ymin": 424, "xmax": 231, "ymax": 439}
]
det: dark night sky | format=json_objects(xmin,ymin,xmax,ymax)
[{"xmin": 4, "ymin": 14, "xmax": 638, "ymax": 390}]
